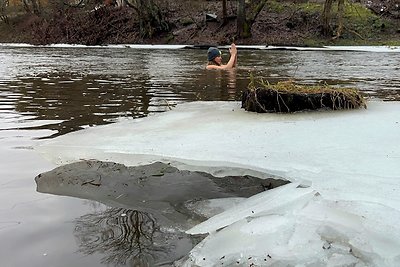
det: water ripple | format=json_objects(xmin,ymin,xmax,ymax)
[{"xmin": 1, "ymin": 46, "xmax": 399, "ymax": 137}]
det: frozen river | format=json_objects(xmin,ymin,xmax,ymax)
[{"xmin": 0, "ymin": 44, "xmax": 399, "ymax": 267}]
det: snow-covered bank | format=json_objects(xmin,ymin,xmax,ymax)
[
  {"xmin": 36, "ymin": 100, "xmax": 400, "ymax": 266},
  {"xmin": 1, "ymin": 43, "xmax": 400, "ymax": 52}
]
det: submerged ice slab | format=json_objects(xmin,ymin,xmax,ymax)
[{"xmin": 36, "ymin": 100, "xmax": 400, "ymax": 266}]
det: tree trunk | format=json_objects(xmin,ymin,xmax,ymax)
[
  {"xmin": 335, "ymin": 0, "xmax": 345, "ymax": 39},
  {"xmin": 248, "ymin": 0, "xmax": 267, "ymax": 26},
  {"xmin": 237, "ymin": 0, "xmax": 246, "ymax": 38},
  {"xmin": 321, "ymin": 0, "xmax": 334, "ymax": 36},
  {"xmin": 237, "ymin": 0, "xmax": 267, "ymax": 39},
  {"xmin": 222, "ymin": 0, "xmax": 227, "ymax": 23}
]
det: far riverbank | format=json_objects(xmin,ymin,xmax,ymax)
[{"xmin": 0, "ymin": 0, "xmax": 399, "ymax": 46}]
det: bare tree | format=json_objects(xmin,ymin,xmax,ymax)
[
  {"xmin": 335, "ymin": 0, "xmax": 345, "ymax": 38},
  {"xmin": 321, "ymin": 0, "xmax": 346, "ymax": 38},
  {"xmin": 237, "ymin": 0, "xmax": 267, "ymax": 38},
  {"xmin": 237, "ymin": 0, "xmax": 246, "ymax": 37},
  {"xmin": 222, "ymin": 0, "xmax": 228, "ymax": 23},
  {"xmin": 321, "ymin": 0, "xmax": 334, "ymax": 35}
]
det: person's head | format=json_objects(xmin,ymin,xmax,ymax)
[{"xmin": 207, "ymin": 47, "xmax": 222, "ymax": 65}]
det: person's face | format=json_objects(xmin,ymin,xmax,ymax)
[{"xmin": 214, "ymin": 55, "xmax": 222, "ymax": 65}]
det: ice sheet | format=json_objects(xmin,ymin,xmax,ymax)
[
  {"xmin": 36, "ymin": 100, "xmax": 400, "ymax": 266},
  {"xmin": 186, "ymin": 183, "xmax": 315, "ymax": 235},
  {"xmin": 181, "ymin": 196, "xmax": 400, "ymax": 267},
  {"xmin": 2, "ymin": 43, "xmax": 400, "ymax": 52},
  {"xmin": 267, "ymin": 45, "xmax": 400, "ymax": 52},
  {"xmin": 36, "ymin": 101, "xmax": 400, "ymax": 206}
]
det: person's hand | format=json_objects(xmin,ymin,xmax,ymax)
[{"xmin": 229, "ymin": 43, "xmax": 237, "ymax": 55}]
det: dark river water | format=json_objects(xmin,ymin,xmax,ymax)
[{"xmin": 0, "ymin": 45, "xmax": 399, "ymax": 267}]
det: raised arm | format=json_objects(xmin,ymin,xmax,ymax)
[
  {"xmin": 224, "ymin": 43, "xmax": 237, "ymax": 69},
  {"xmin": 232, "ymin": 46, "xmax": 237, "ymax": 67}
]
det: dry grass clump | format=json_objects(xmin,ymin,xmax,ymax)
[{"xmin": 242, "ymin": 79, "xmax": 367, "ymax": 113}]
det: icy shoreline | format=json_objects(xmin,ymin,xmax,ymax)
[
  {"xmin": 1, "ymin": 43, "xmax": 400, "ymax": 52},
  {"xmin": 36, "ymin": 100, "xmax": 400, "ymax": 266}
]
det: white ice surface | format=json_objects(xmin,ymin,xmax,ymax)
[
  {"xmin": 267, "ymin": 45, "xmax": 400, "ymax": 52},
  {"xmin": 2, "ymin": 43, "xmax": 400, "ymax": 52},
  {"xmin": 186, "ymin": 182, "xmax": 315, "ymax": 235},
  {"xmin": 184, "ymin": 197, "xmax": 245, "ymax": 219},
  {"xmin": 36, "ymin": 101, "xmax": 400, "ymax": 266},
  {"xmin": 0, "ymin": 43, "xmax": 190, "ymax": 49}
]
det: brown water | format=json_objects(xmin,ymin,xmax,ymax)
[{"xmin": 0, "ymin": 45, "xmax": 399, "ymax": 267}]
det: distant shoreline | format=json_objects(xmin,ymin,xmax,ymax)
[
  {"xmin": 1, "ymin": 0, "xmax": 399, "ymax": 47},
  {"xmin": 1, "ymin": 43, "xmax": 400, "ymax": 53}
]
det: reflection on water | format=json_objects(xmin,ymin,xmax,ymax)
[
  {"xmin": 1, "ymin": 46, "xmax": 399, "ymax": 138},
  {"xmin": 0, "ymin": 47, "xmax": 248, "ymax": 138},
  {"xmin": 35, "ymin": 160, "xmax": 280, "ymax": 266},
  {"xmin": 8, "ymin": 73, "xmax": 153, "ymax": 137},
  {"xmin": 75, "ymin": 208, "xmax": 178, "ymax": 266}
]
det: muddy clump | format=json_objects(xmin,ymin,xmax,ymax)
[{"xmin": 242, "ymin": 79, "xmax": 367, "ymax": 113}]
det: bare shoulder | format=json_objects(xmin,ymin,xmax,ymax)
[
  {"xmin": 206, "ymin": 65, "xmax": 228, "ymax": 70},
  {"xmin": 206, "ymin": 65, "xmax": 222, "ymax": 70}
]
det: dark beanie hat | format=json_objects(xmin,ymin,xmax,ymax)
[{"xmin": 207, "ymin": 47, "xmax": 221, "ymax": 61}]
